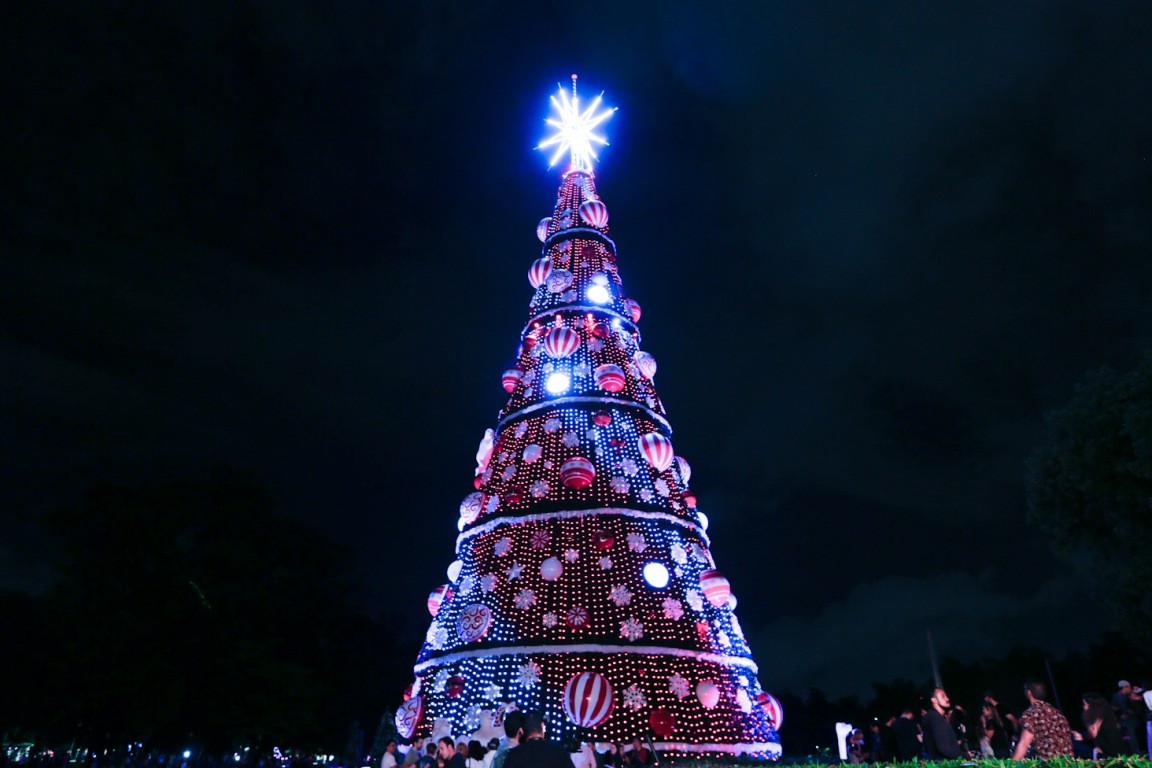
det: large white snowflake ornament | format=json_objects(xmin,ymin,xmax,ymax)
[
  {"xmin": 563, "ymin": 548, "xmax": 580, "ymax": 563},
  {"xmin": 662, "ymin": 598, "xmax": 684, "ymax": 620},
  {"xmin": 514, "ymin": 588, "xmax": 536, "ymax": 610},
  {"xmin": 561, "ymin": 431, "xmax": 581, "ymax": 448},
  {"xmin": 670, "ymin": 543, "xmax": 688, "ymax": 564},
  {"xmin": 685, "ymin": 589, "xmax": 704, "ymax": 612},
  {"xmin": 608, "ymin": 585, "xmax": 633, "ymax": 607},
  {"xmin": 480, "ymin": 574, "xmax": 498, "ymax": 593},
  {"xmin": 517, "ymin": 660, "xmax": 541, "ymax": 689},
  {"xmin": 619, "ymin": 616, "xmax": 644, "ymax": 642},
  {"xmin": 542, "ymin": 612, "xmax": 559, "ymax": 628},
  {"xmin": 599, "ymin": 557, "xmax": 613, "ymax": 570},
  {"xmin": 484, "ymin": 683, "xmax": 502, "ymax": 700},
  {"xmin": 668, "ymin": 673, "xmax": 691, "ymax": 700},
  {"xmin": 494, "ymin": 537, "xmax": 513, "ymax": 557},
  {"xmin": 529, "ymin": 479, "xmax": 550, "ymax": 498},
  {"xmin": 626, "ymin": 532, "xmax": 648, "ymax": 553},
  {"xmin": 610, "ymin": 476, "xmax": 630, "ymax": 494},
  {"xmin": 623, "ymin": 684, "xmax": 648, "ymax": 711}
]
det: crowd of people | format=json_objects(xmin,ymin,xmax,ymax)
[
  {"xmin": 845, "ymin": 677, "xmax": 1152, "ymax": 762},
  {"xmin": 385, "ymin": 712, "xmax": 655, "ymax": 768}
]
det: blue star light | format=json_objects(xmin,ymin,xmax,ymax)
[{"xmin": 537, "ymin": 75, "xmax": 616, "ymax": 173}]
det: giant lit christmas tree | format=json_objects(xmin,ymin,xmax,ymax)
[{"xmin": 395, "ymin": 78, "xmax": 782, "ymax": 760}]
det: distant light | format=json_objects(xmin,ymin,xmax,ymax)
[
  {"xmin": 183, "ymin": 752, "xmax": 191, "ymax": 759},
  {"xmin": 545, "ymin": 371, "xmax": 571, "ymax": 395},
  {"xmin": 697, "ymin": 512, "xmax": 709, "ymax": 531},
  {"xmin": 643, "ymin": 562, "xmax": 670, "ymax": 588},
  {"xmin": 611, "ymin": 317, "xmax": 622, "ymax": 330},
  {"xmin": 586, "ymin": 284, "xmax": 611, "ymax": 304}
]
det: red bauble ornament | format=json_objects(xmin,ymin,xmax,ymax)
[
  {"xmin": 579, "ymin": 199, "xmax": 609, "ymax": 228},
  {"xmin": 543, "ymin": 327, "xmax": 580, "ymax": 358},
  {"xmin": 522, "ymin": 334, "xmax": 538, "ymax": 350},
  {"xmin": 594, "ymin": 364, "xmax": 626, "ymax": 393},
  {"xmin": 699, "ymin": 569, "xmax": 731, "ymax": 607},
  {"xmin": 402, "ymin": 684, "xmax": 413, "ymax": 702},
  {"xmin": 649, "ymin": 707, "xmax": 675, "ymax": 738},
  {"xmin": 473, "ymin": 475, "xmax": 483, "ymax": 490},
  {"xmin": 565, "ymin": 605, "xmax": 590, "ymax": 629},
  {"xmin": 447, "ymin": 675, "xmax": 465, "ymax": 698},
  {"xmin": 639, "ymin": 433, "xmax": 675, "ymax": 473},
  {"xmin": 562, "ymin": 671, "xmax": 614, "ymax": 728},
  {"xmin": 560, "ymin": 456, "xmax": 595, "ymax": 489},
  {"xmin": 593, "ymin": 530, "xmax": 615, "ymax": 550},
  {"xmin": 590, "ymin": 322, "xmax": 611, "ymax": 339},
  {"xmin": 505, "ymin": 485, "xmax": 524, "ymax": 504},
  {"xmin": 528, "ymin": 257, "xmax": 553, "ymax": 288},
  {"xmin": 502, "ymin": 366, "xmax": 524, "ymax": 393},
  {"xmin": 682, "ymin": 488, "xmax": 697, "ymax": 508},
  {"xmin": 592, "ymin": 410, "xmax": 612, "ymax": 426},
  {"xmin": 395, "ymin": 695, "xmax": 424, "ymax": 739},
  {"xmin": 623, "ymin": 297, "xmax": 642, "ymax": 322}
]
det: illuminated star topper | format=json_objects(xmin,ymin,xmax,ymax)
[{"xmin": 537, "ymin": 75, "xmax": 616, "ymax": 173}]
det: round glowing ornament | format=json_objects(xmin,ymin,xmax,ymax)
[
  {"xmin": 594, "ymin": 364, "xmax": 626, "ymax": 393},
  {"xmin": 593, "ymin": 530, "xmax": 615, "ymax": 550},
  {"xmin": 522, "ymin": 444, "xmax": 542, "ymax": 462},
  {"xmin": 643, "ymin": 562, "xmax": 670, "ymax": 588},
  {"xmin": 639, "ymin": 433, "xmax": 675, "ymax": 473},
  {"xmin": 394, "ymin": 695, "xmax": 424, "ymax": 739},
  {"xmin": 560, "ymin": 456, "xmax": 596, "ymax": 489},
  {"xmin": 446, "ymin": 675, "xmax": 465, "ymax": 698},
  {"xmin": 543, "ymin": 327, "xmax": 580, "ymax": 358},
  {"xmin": 545, "ymin": 371, "xmax": 571, "ymax": 395},
  {"xmin": 758, "ymin": 691, "xmax": 784, "ymax": 730},
  {"xmin": 633, "ymin": 351, "xmax": 657, "ymax": 380},
  {"xmin": 699, "ymin": 569, "xmax": 731, "ymax": 607},
  {"xmin": 501, "ymin": 366, "xmax": 524, "ymax": 393},
  {"xmin": 681, "ymin": 488, "xmax": 697, "ymax": 508},
  {"xmin": 546, "ymin": 269, "xmax": 574, "ymax": 294},
  {"xmin": 696, "ymin": 511, "xmax": 709, "ymax": 531},
  {"xmin": 540, "ymin": 557, "xmax": 563, "ymax": 581},
  {"xmin": 456, "ymin": 603, "xmax": 493, "ymax": 643},
  {"xmin": 528, "ymin": 257, "xmax": 553, "ymax": 288},
  {"xmin": 649, "ymin": 707, "xmax": 675, "ymax": 738},
  {"xmin": 427, "ymin": 584, "xmax": 452, "ymax": 617},
  {"xmin": 562, "ymin": 671, "xmax": 614, "ymax": 728},
  {"xmin": 586, "ymin": 283, "xmax": 611, "ymax": 304},
  {"xmin": 579, "ymin": 199, "xmax": 609, "ymax": 228},
  {"xmin": 536, "ymin": 218, "xmax": 550, "ymax": 242},
  {"xmin": 447, "ymin": 559, "xmax": 463, "ymax": 582},
  {"xmin": 592, "ymin": 410, "xmax": 612, "ymax": 426},
  {"xmin": 623, "ymin": 297, "xmax": 642, "ymax": 322},
  {"xmin": 727, "ymin": 593, "xmax": 738, "ymax": 610},
  {"xmin": 697, "ymin": 680, "xmax": 720, "ymax": 709},
  {"xmin": 590, "ymin": 322, "xmax": 611, "ymax": 339}
]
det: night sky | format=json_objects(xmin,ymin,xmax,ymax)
[{"xmin": 6, "ymin": 2, "xmax": 1152, "ymax": 699}]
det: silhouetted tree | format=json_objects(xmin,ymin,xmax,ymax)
[{"xmin": 1027, "ymin": 357, "xmax": 1152, "ymax": 645}]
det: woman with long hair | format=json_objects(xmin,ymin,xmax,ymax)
[{"xmin": 1083, "ymin": 692, "xmax": 1128, "ymax": 757}]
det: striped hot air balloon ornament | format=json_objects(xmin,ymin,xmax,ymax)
[{"xmin": 563, "ymin": 671, "xmax": 614, "ymax": 728}]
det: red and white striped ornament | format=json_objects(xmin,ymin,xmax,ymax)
[
  {"xmin": 579, "ymin": 199, "xmax": 609, "ymax": 228},
  {"xmin": 758, "ymin": 691, "xmax": 784, "ymax": 730},
  {"xmin": 594, "ymin": 364, "xmax": 626, "ymax": 392},
  {"xmin": 528, "ymin": 257, "xmax": 553, "ymax": 288},
  {"xmin": 536, "ymin": 217, "xmax": 550, "ymax": 242},
  {"xmin": 562, "ymin": 671, "xmax": 614, "ymax": 728},
  {"xmin": 501, "ymin": 366, "xmax": 524, "ymax": 393},
  {"xmin": 676, "ymin": 456, "xmax": 692, "ymax": 484},
  {"xmin": 623, "ymin": 297, "xmax": 642, "ymax": 322},
  {"xmin": 699, "ymin": 569, "xmax": 731, "ymax": 607},
  {"xmin": 560, "ymin": 456, "xmax": 596, "ymax": 489},
  {"xmin": 639, "ymin": 433, "xmax": 675, "ymax": 473},
  {"xmin": 395, "ymin": 695, "xmax": 424, "ymax": 739},
  {"xmin": 543, "ymin": 327, "xmax": 580, "ymax": 358},
  {"xmin": 427, "ymin": 584, "xmax": 451, "ymax": 617}
]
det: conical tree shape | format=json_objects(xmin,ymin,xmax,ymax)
[{"xmin": 397, "ymin": 86, "xmax": 780, "ymax": 761}]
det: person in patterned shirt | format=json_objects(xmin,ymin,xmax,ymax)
[{"xmin": 1011, "ymin": 679, "xmax": 1073, "ymax": 759}]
